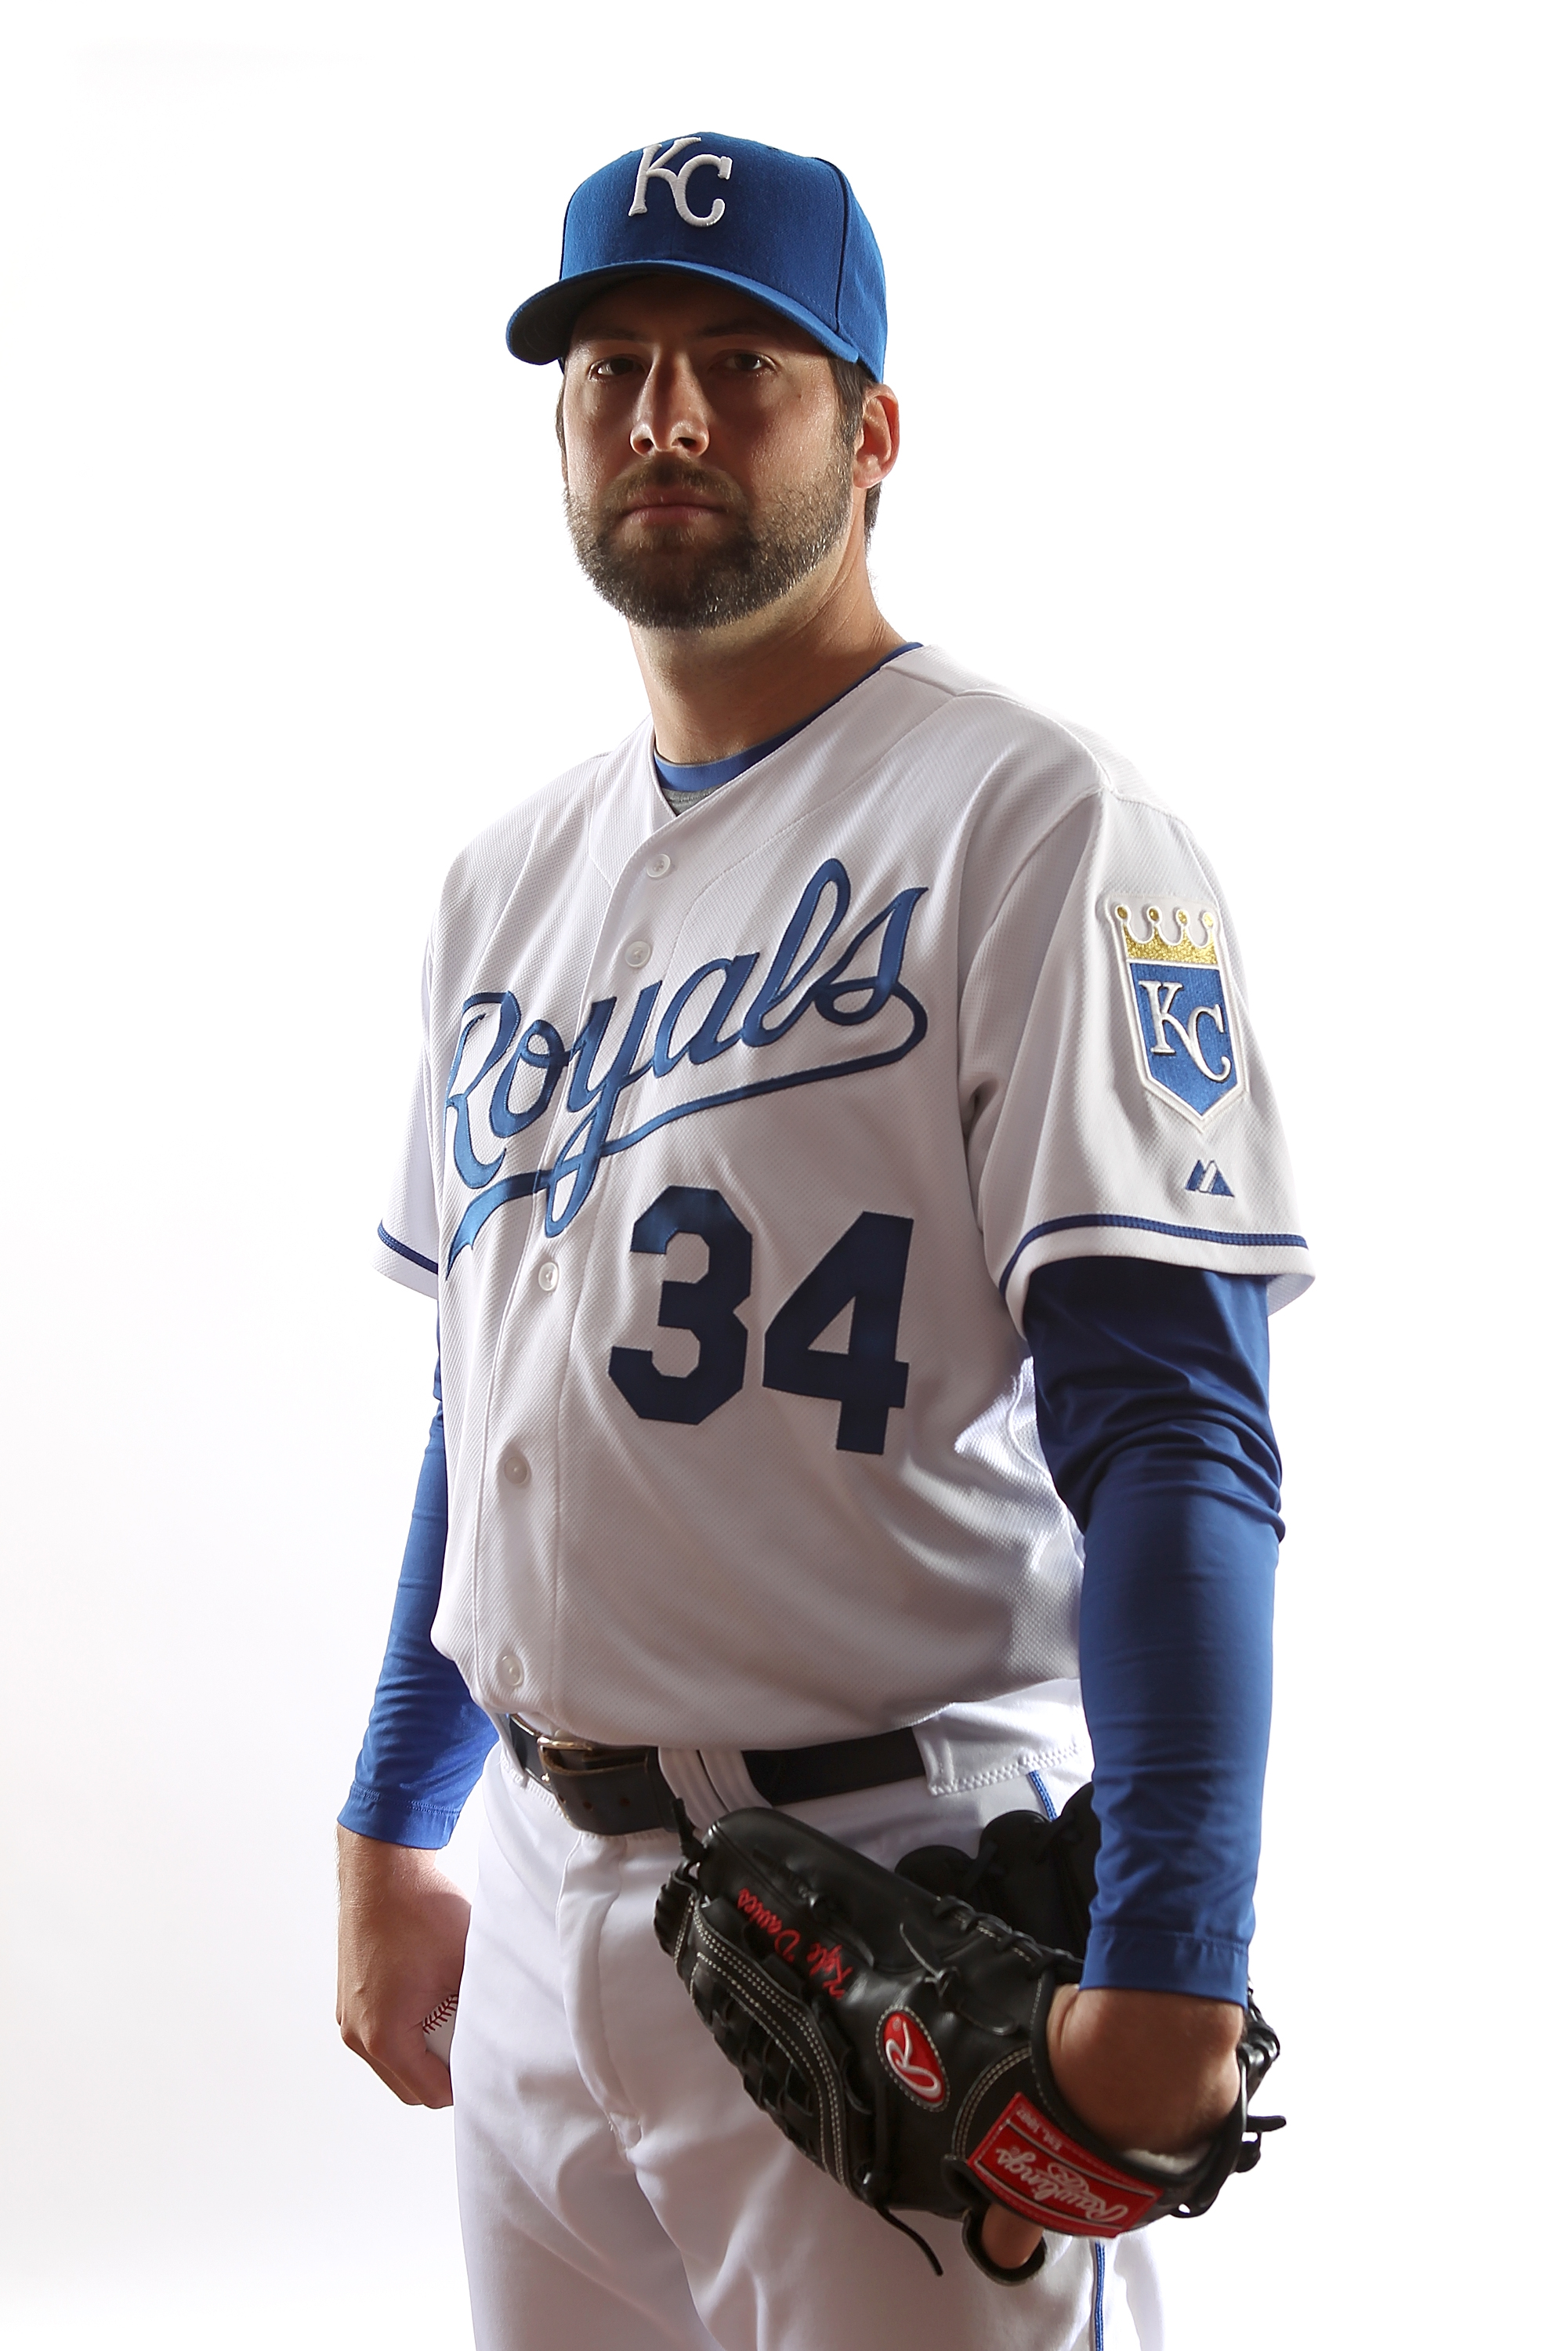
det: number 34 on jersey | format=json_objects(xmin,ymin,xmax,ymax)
[{"xmin": 609, "ymin": 1186, "xmax": 913, "ymax": 1455}]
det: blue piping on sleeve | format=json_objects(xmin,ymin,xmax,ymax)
[
  {"xmin": 1000, "ymin": 1214, "xmax": 1308, "ymax": 1302},
  {"xmin": 377, "ymin": 1221, "xmax": 439, "ymax": 1277}
]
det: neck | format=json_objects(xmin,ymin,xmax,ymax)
[{"xmin": 628, "ymin": 535, "xmax": 903, "ymax": 765}]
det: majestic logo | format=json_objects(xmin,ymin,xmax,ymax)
[
  {"xmin": 1186, "ymin": 1157, "xmax": 1233, "ymax": 1197},
  {"xmin": 443, "ymin": 859, "xmax": 928, "ymax": 1269},
  {"xmin": 969, "ymin": 2095, "xmax": 1162, "ymax": 2235},
  {"xmin": 629, "ymin": 136, "xmax": 733, "ymax": 227},
  {"xmin": 1110, "ymin": 899, "xmax": 1243, "ymax": 1125},
  {"xmin": 879, "ymin": 2011, "xmax": 947, "ymax": 2106}
]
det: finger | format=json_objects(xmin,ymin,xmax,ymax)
[
  {"xmin": 397, "ymin": 2036, "xmax": 458, "ymax": 2109},
  {"xmin": 341, "ymin": 2020, "xmax": 457, "ymax": 2110},
  {"xmin": 1045, "ymin": 1977, "xmax": 1079, "ymax": 2051},
  {"xmin": 980, "ymin": 2203, "xmax": 1045, "ymax": 2272},
  {"xmin": 365, "ymin": 2046, "xmax": 456, "ymax": 2109},
  {"xmin": 363, "ymin": 2051, "xmax": 430, "ymax": 2106}
]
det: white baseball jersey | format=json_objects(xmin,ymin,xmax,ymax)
[{"xmin": 375, "ymin": 646, "xmax": 1309, "ymax": 1748}]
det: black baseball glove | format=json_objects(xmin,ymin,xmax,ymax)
[{"xmin": 654, "ymin": 1785, "xmax": 1281, "ymax": 2281}]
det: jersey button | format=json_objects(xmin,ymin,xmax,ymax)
[
  {"xmin": 537, "ymin": 1260, "xmax": 560, "ymax": 1292},
  {"xmin": 624, "ymin": 939, "xmax": 652, "ymax": 969},
  {"xmin": 499, "ymin": 1449, "xmax": 530, "ymax": 1486},
  {"xmin": 498, "ymin": 1651, "xmax": 523, "ymax": 1687},
  {"xmin": 645, "ymin": 853, "xmax": 672, "ymax": 878}
]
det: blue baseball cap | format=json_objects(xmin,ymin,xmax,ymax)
[{"xmin": 506, "ymin": 134, "xmax": 887, "ymax": 379}]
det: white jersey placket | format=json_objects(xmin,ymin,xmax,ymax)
[{"xmin": 473, "ymin": 781, "xmax": 684, "ymax": 1735}]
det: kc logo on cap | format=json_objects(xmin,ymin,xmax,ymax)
[
  {"xmin": 505, "ymin": 132, "xmax": 889, "ymax": 380},
  {"xmin": 629, "ymin": 136, "xmax": 733, "ymax": 230}
]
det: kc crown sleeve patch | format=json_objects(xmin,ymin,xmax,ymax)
[{"xmin": 1108, "ymin": 896, "xmax": 1244, "ymax": 1125}]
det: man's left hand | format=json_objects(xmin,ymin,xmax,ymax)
[{"xmin": 980, "ymin": 1984, "xmax": 1244, "ymax": 2272}]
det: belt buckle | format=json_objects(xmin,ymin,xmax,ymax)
[
  {"xmin": 538, "ymin": 1735, "xmax": 642, "ymax": 1777},
  {"xmin": 509, "ymin": 1720, "xmax": 680, "ymax": 1837}
]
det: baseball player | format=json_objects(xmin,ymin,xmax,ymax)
[{"xmin": 336, "ymin": 133, "xmax": 1309, "ymax": 2351}]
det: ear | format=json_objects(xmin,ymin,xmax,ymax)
[{"xmin": 853, "ymin": 383, "xmax": 900, "ymax": 490}]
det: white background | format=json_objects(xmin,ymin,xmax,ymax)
[{"xmin": 2, "ymin": 4, "xmax": 1563, "ymax": 2346}]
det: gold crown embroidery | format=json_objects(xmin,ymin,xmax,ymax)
[{"xmin": 1114, "ymin": 903, "xmax": 1219, "ymax": 969}]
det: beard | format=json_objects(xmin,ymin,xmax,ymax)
[{"xmin": 565, "ymin": 443, "xmax": 853, "ymax": 631}]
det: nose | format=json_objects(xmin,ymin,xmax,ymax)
[{"xmin": 629, "ymin": 353, "xmax": 711, "ymax": 458}]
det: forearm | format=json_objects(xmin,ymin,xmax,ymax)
[
  {"xmin": 337, "ymin": 1819, "xmax": 469, "ymax": 1935},
  {"xmin": 340, "ymin": 1396, "xmax": 497, "ymax": 1848},
  {"xmin": 1076, "ymin": 1456, "xmax": 1275, "ymax": 2005},
  {"xmin": 1025, "ymin": 1257, "xmax": 1282, "ymax": 2007}
]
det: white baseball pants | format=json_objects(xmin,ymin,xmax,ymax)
[{"xmin": 449, "ymin": 1741, "xmax": 1165, "ymax": 2351}]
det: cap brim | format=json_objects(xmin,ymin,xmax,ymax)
[{"xmin": 506, "ymin": 260, "xmax": 864, "ymax": 368}]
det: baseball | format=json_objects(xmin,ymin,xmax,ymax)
[{"xmin": 421, "ymin": 1993, "xmax": 458, "ymax": 2065}]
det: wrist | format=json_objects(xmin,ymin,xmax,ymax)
[{"xmin": 1047, "ymin": 1983, "xmax": 1241, "ymax": 2155}]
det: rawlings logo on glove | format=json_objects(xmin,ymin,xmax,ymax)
[
  {"xmin": 880, "ymin": 2011, "xmax": 947, "ymax": 2106},
  {"xmin": 654, "ymin": 1785, "xmax": 1282, "ymax": 2282},
  {"xmin": 970, "ymin": 2096, "xmax": 1161, "ymax": 2233}
]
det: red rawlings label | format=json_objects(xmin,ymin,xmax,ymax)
[
  {"xmin": 878, "ymin": 2010, "xmax": 947, "ymax": 2106},
  {"xmin": 969, "ymin": 2095, "xmax": 1162, "ymax": 2237}
]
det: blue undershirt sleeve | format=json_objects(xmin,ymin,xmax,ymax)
[
  {"xmin": 1023, "ymin": 1259, "xmax": 1283, "ymax": 2008},
  {"xmin": 338, "ymin": 1367, "xmax": 497, "ymax": 1849}
]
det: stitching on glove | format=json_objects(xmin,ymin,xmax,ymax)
[{"xmin": 693, "ymin": 1918, "xmax": 852, "ymax": 2186}]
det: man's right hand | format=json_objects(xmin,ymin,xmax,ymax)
[{"xmin": 335, "ymin": 1824, "xmax": 472, "ymax": 2109}]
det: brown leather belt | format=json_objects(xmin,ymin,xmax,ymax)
[{"xmin": 506, "ymin": 1717, "xmax": 924, "ymax": 1836}]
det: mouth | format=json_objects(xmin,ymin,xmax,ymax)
[
  {"xmin": 607, "ymin": 465, "xmax": 739, "ymax": 531},
  {"xmin": 616, "ymin": 494, "xmax": 732, "ymax": 528}
]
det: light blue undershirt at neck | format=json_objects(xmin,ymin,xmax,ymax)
[{"xmin": 653, "ymin": 642, "xmax": 922, "ymax": 811}]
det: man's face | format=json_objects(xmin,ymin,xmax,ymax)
[{"xmin": 559, "ymin": 277, "xmax": 856, "ymax": 631}]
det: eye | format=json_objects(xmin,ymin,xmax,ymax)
[
  {"xmin": 588, "ymin": 353, "xmax": 643, "ymax": 381},
  {"xmin": 721, "ymin": 350, "xmax": 770, "ymax": 375}
]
